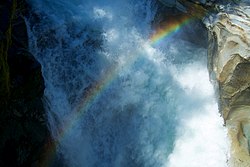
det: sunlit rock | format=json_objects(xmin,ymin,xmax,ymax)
[{"xmin": 206, "ymin": 5, "xmax": 250, "ymax": 167}]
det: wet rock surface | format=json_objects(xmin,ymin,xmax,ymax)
[
  {"xmin": 206, "ymin": 5, "xmax": 250, "ymax": 167},
  {"xmin": 0, "ymin": 0, "xmax": 51, "ymax": 166},
  {"xmin": 1, "ymin": 0, "xmax": 250, "ymax": 166}
]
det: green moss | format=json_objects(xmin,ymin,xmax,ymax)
[
  {"xmin": 0, "ymin": 26, "xmax": 11, "ymax": 104},
  {"xmin": 0, "ymin": 0, "xmax": 17, "ymax": 105}
]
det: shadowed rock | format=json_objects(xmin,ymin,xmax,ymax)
[{"xmin": 0, "ymin": 0, "xmax": 52, "ymax": 166}]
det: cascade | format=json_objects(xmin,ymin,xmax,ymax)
[{"xmin": 26, "ymin": 0, "xmax": 229, "ymax": 166}]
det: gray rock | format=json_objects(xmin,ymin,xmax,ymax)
[{"xmin": 206, "ymin": 5, "xmax": 250, "ymax": 167}]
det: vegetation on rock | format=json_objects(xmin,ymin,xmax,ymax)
[{"xmin": 0, "ymin": 0, "xmax": 51, "ymax": 166}]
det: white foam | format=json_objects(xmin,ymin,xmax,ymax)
[
  {"xmin": 173, "ymin": 63, "xmax": 214, "ymax": 97},
  {"xmin": 93, "ymin": 7, "xmax": 113, "ymax": 20},
  {"xmin": 167, "ymin": 62, "xmax": 229, "ymax": 167}
]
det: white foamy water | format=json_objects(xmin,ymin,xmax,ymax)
[
  {"xmin": 26, "ymin": 0, "xmax": 229, "ymax": 166},
  {"xmin": 168, "ymin": 62, "xmax": 229, "ymax": 167}
]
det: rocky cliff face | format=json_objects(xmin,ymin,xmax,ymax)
[
  {"xmin": 205, "ymin": 5, "xmax": 250, "ymax": 167},
  {"xmin": 0, "ymin": 0, "xmax": 51, "ymax": 166}
]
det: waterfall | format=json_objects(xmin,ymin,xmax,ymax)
[{"xmin": 26, "ymin": 0, "xmax": 229, "ymax": 166}]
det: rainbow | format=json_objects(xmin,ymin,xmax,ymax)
[
  {"xmin": 41, "ymin": 52, "xmax": 140, "ymax": 166},
  {"xmin": 150, "ymin": 15, "xmax": 192, "ymax": 44},
  {"xmin": 41, "ymin": 15, "xmax": 195, "ymax": 166}
]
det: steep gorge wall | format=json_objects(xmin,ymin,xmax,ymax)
[
  {"xmin": 206, "ymin": 5, "xmax": 250, "ymax": 167},
  {"xmin": 0, "ymin": 0, "xmax": 52, "ymax": 166},
  {"xmin": 0, "ymin": 0, "xmax": 16, "ymax": 104}
]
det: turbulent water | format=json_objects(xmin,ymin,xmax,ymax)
[{"xmin": 26, "ymin": 0, "xmax": 229, "ymax": 167}]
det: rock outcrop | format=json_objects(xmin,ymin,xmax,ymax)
[
  {"xmin": 206, "ymin": 5, "xmax": 250, "ymax": 167},
  {"xmin": 158, "ymin": 0, "xmax": 243, "ymax": 18},
  {"xmin": 0, "ymin": 0, "xmax": 51, "ymax": 166}
]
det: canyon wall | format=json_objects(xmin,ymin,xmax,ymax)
[
  {"xmin": 206, "ymin": 5, "xmax": 250, "ymax": 167},
  {"xmin": 0, "ymin": 1, "xmax": 52, "ymax": 166}
]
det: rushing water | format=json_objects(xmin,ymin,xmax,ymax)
[{"xmin": 26, "ymin": 0, "xmax": 229, "ymax": 166}]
